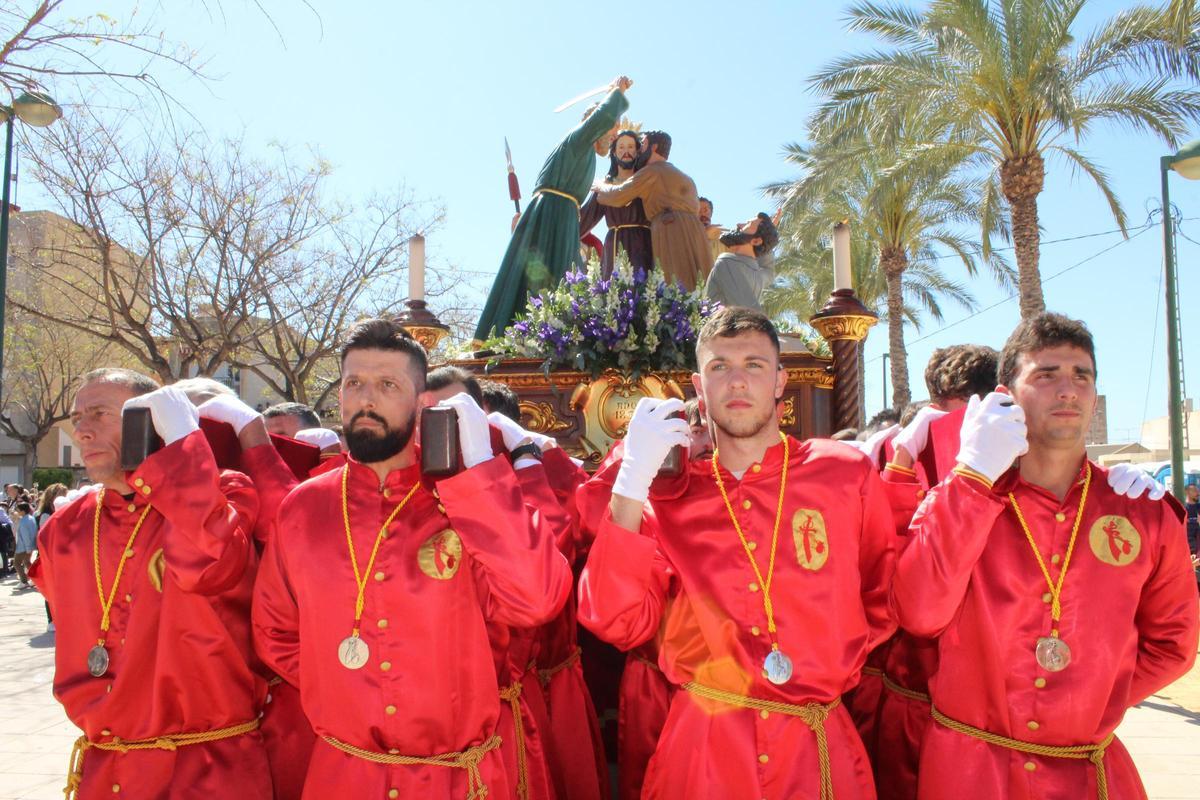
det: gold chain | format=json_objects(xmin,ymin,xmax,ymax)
[
  {"xmin": 91, "ymin": 489, "xmax": 153, "ymax": 645},
  {"xmin": 340, "ymin": 466, "xmax": 420, "ymax": 637},
  {"xmin": 711, "ymin": 432, "xmax": 789, "ymax": 644},
  {"xmin": 1007, "ymin": 463, "xmax": 1092, "ymax": 633}
]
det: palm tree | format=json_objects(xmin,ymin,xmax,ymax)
[
  {"xmin": 765, "ymin": 133, "xmax": 1012, "ymax": 408},
  {"xmin": 811, "ymin": 0, "xmax": 1200, "ymax": 317}
]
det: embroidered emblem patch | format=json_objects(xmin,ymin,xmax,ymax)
[
  {"xmin": 1088, "ymin": 515, "xmax": 1141, "ymax": 567},
  {"xmin": 418, "ymin": 529, "xmax": 462, "ymax": 580},
  {"xmin": 147, "ymin": 548, "xmax": 166, "ymax": 592},
  {"xmin": 792, "ymin": 509, "xmax": 829, "ymax": 571}
]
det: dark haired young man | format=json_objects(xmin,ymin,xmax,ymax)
[
  {"xmin": 892, "ymin": 312, "xmax": 1198, "ymax": 800},
  {"xmin": 592, "ymin": 129, "xmax": 712, "ymax": 290},
  {"xmin": 253, "ymin": 318, "xmax": 571, "ymax": 798},
  {"xmin": 579, "ymin": 306, "xmax": 908, "ymax": 799},
  {"xmin": 32, "ymin": 367, "xmax": 271, "ymax": 799}
]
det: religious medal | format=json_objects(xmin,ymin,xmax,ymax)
[
  {"xmin": 87, "ymin": 644, "xmax": 110, "ymax": 677},
  {"xmin": 763, "ymin": 649, "xmax": 793, "ymax": 685},
  {"xmin": 1035, "ymin": 636, "xmax": 1071, "ymax": 672},
  {"xmin": 338, "ymin": 635, "xmax": 370, "ymax": 670}
]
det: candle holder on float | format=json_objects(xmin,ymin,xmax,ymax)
[
  {"xmin": 394, "ymin": 233, "xmax": 450, "ymax": 353},
  {"xmin": 809, "ymin": 221, "xmax": 877, "ymax": 432}
]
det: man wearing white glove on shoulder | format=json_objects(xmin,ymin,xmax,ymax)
[
  {"xmin": 578, "ymin": 307, "xmax": 899, "ymax": 800},
  {"xmin": 252, "ymin": 318, "xmax": 570, "ymax": 799},
  {"xmin": 892, "ymin": 312, "xmax": 1198, "ymax": 800},
  {"xmin": 29, "ymin": 369, "xmax": 271, "ymax": 799}
]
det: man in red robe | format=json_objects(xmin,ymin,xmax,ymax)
[
  {"xmin": 578, "ymin": 306, "xmax": 898, "ymax": 799},
  {"xmin": 32, "ymin": 369, "xmax": 271, "ymax": 800},
  {"xmin": 892, "ymin": 312, "xmax": 1199, "ymax": 799},
  {"xmin": 252, "ymin": 319, "xmax": 572, "ymax": 799}
]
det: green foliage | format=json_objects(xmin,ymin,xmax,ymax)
[{"xmin": 32, "ymin": 468, "xmax": 75, "ymax": 489}]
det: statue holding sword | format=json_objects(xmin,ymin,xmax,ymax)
[{"xmin": 474, "ymin": 75, "xmax": 632, "ymax": 343}]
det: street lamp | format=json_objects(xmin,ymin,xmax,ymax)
[
  {"xmin": 1160, "ymin": 138, "xmax": 1200, "ymax": 499},
  {"xmin": 0, "ymin": 91, "xmax": 62, "ymax": 388}
]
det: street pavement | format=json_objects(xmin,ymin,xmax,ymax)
[{"xmin": 1, "ymin": 569, "xmax": 1198, "ymax": 799}]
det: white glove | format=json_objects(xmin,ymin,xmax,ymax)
[
  {"xmin": 613, "ymin": 397, "xmax": 690, "ymax": 503},
  {"xmin": 1106, "ymin": 463, "xmax": 1167, "ymax": 501},
  {"xmin": 893, "ymin": 406, "xmax": 950, "ymax": 460},
  {"xmin": 122, "ymin": 386, "xmax": 200, "ymax": 446},
  {"xmin": 856, "ymin": 423, "xmax": 900, "ymax": 464},
  {"xmin": 438, "ymin": 392, "xmax": 494, "ymax": 469},
  {"xmin": 487, "ymin": 411, "xmax": 556, "ymax": 452},
  {"xmin": 955, "ymin": 392, "xmax": 1028, "ymax": 483},
  {"xmin": 294, "ymin": 428, "xmax": 342, "ymax": 451},
  {"xmin": 196, "ymin": 394, "xmax": 262, "ymax": 435}
]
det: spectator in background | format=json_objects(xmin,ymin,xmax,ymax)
[
  {"xmin": 36, "ymin": 483, "xmax": 68, "ymax": 631},
  {"xmin": 1185, "ymin": 483, "xmax": 1200, "ymax": 556},
  {"xmin": 13, "ymin": 501, "xmax": 36, "ymax": 587},
  {"xmin": 262, "ymin": 402, "xmax": 322, "ymax": 439},
  {"xmin": 0, "ymin": 502, "xmax": 13, "ymax": 576}
]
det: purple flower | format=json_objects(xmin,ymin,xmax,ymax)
[{"xmin": 530, "ymin": 295, "xmax": 543, "ymax": 309}]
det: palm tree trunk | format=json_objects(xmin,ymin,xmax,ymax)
[
  {"xmin": 881, "ymin": 247, "xmax": 911, "ymax": 409},
  {"xmin": 1001, "ymin": 154, "xmax": 1047, "ymax": 318}
]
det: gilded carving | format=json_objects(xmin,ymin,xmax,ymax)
[
  {"xmin": 810, "ymin": 314, "xmax": 877, "ymax": 342},
  {"xmin": 779, "ymin": 397, "xmax": 796, "ymax": 427},
  {"xmin": 401, "ymin": 325, "xmax": 450, "ymax": 351},
  {"xmin": 520, "ymin": 401, "xmax": 572, "ymax": 435}
]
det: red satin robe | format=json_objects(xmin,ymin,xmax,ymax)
[
  {"xmin": 30, "ymin": 431, "xmax": 270, "ymax": 800},
  {"xmin": 253, "ymin": 454, "xmax": 572, "ymax": 799},
  {"xmin": 578, "ymin": 436, "xmax": 899, "ymax": 800},
  {"xmin": 239, "ymin": 444, "xmax": 318, "ymax": 800},
  {"xmin": 893, "ymin": 463, "xmax": 1199, "ymax": 800}
]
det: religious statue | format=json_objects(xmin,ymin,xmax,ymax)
[
  {"xmin": 580, "ymin": 127, "xmax": 653, "ymax": 276},
  {"xmin": 474, "ymin": 76, "xmax": 632, "ymax": 342}
]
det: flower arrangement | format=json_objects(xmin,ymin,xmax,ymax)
[{"xmin": 487, "ymin": 253, "xmax": 720, "ymax": 377}]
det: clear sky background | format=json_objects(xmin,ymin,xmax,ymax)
[{"xmin": 21, "ymin": 0, "xmax": 1200, "ymax": 443}]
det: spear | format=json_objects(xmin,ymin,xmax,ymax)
[{"xmin": 504, "ymin": 137, "xmax": 521, "ymax": 214}]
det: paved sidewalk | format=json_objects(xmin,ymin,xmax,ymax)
[{"xmin": 1, "ymin": 569, "xmax": 1198, "ymax": 799}]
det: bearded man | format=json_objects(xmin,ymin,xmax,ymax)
[
  {"xmin": 253, "ymin": 318, "xmax": 571, "ymax": 799},
  {"xmin": 580, "ymin": 128, "xmax": 653, "ymax": 276},
  {"xmin": 475, "ymin": 76, "xmax": 632, "ymax": 341},
  {"xmin": 578, "ymin": 306, "xmax": 899, "ymax": 799},
  {"xmin": 32, "ymin": 370, "xmax": 270, "ymax": 799}
]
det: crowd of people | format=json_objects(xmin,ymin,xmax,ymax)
[{"xmin": 10, "ymin": 303, "xmax": 1200, "ymax": 800}]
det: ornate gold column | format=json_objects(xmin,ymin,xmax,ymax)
[
  {"xmin": 394, "ymin": 299, "xmax": 450, "ymax": 354},
  {"xmin": 810, "ymin": 289, "xmax": 877, "ymax": 432}
]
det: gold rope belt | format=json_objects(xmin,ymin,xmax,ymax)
[
  {"xmin": 860, "ymin": 666, "xmax": 883, "ymax": 678},
  {"xmin": 533, "ymin": 187, "xmax": 581, "ymax": 216},
  {"xmin": 66, "ymin": 719, "xmax": 259, "ymax": 800},
  {"xmin": 323, "ymin": 734, "xmax": 501, "ymax": 800},
  {"xmin": 683, "ymin": 683, "xmax": 839, "ymax": 800},
  {"xmin": 632, "ymin": 654, "xmax": 661, "ymax": 672},
  {"xmin": 611, "ymin": 223, "xmax": 650, "ymax": 231},
  {"xmin": 498, "ymin": 680, "xmax": 529, "ymax": 800},
  {"xmin": 931, "ymin": 706, "xmax": 1114, "ymax": 800},
  {"xmin": 267, "ymin": 676, "xmax": 283, "ymax": 687},
  {"xmin": 881, "ymin": 672, "xmax": 931, "ymax": 704},
  {"xmin": 538, "ymin": 646, "xmax": 581, "ymax": 688}
]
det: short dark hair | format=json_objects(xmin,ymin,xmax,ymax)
[
  {"xmin": 864, "ymin": 407, "xmax": 901, "ymax": 432},
  {"xmin": 696, "ymin": 306, "xmax": 780, "ymax": 359},
  {"xmin": 643, "ymin": 130, "xmax": 672, "ymax": 160},
  {"xmin": 899, "ymin": 400, "xmax": 929, "ymax": 427},
  {"xmin": 925, "ymin": 344, "xmax": 999, "ymax": 405},
  {"xmin": 698, "ymin": 197, "xmax": 713, "ymax": 210},
  {"xmin": 15, "ymin": 501, "xmax": 32, "ymax": 514},
  {"xmin": 752, "ymin": 212, "xmax": 779, "ymax": 257},
  {"xmin": 479, "ymin": 379, "xmax": 521, "ymax": 421},
  {"xmin": 683, "ymin": 397, "xmax": 703, "ymax": 427},
  {"xmin": 426, "ymin": 366, "xmax": 483, "ymax": 406},
  {"xmin": 263, "ymin": 402, "xmax": 321, "ymax": 428},
  {"xmin": 339, "ymin": 318, "xmax": 428, "ymax": 391},
  {"xmin": 997, "ymin": 312, "xmax": 1096, "ymax": 388},
  {"xmin": 80, "ymin": 368, "xmax": 160, "ymax": 396}
]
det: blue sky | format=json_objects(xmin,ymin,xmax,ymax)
[{"xmin": 24, "ymin": 0, "xmax": 1200, "ymax": 443}]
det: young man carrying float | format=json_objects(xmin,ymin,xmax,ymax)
[
  {"xmin": 578, "ymin": 306, "xmax": 903, "ymax": 799},
  {"xmin": 892, "ymin": 312, "xmax": 1198, "ymax": 799}
]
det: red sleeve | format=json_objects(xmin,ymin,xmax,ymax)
[
  {"xmin": 880, "ymin": 467, "xmax": 925, "ymax": 536},
  {"xmin": 577, "ymin": 511, "xmax": 673, "ymax": 651},
  {"xmin": 1129, "ymin": 498, "xmax": 1200, "ymax": 704},
  {"xmin": 131, "ymin": 430, "xmax": 258, "ymax": 595},
  {"xmin": 436, "ymin": 456, "xmax": 572, "ymax": 628},
  {"xmin": 860, "ymin": 468, "xmax": 901, "ymax": 650},
  {"xmin": 891, "ymin": 473, "xmax": 1005, "ymax": 638},
  {"xmin": 515, "ymin": 461, "xmax": 576, "ymax": 559},
  {"xmin": 240, "ymin": 443, "xmax": 301, "ymax": 548},
  {"xmin": 251, "ymin": 520, "xmax": 301, "ymax": 687}
]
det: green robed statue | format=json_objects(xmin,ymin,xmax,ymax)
[{"xmin": 474, "ymin": 76, "xmax": 632, "ymax": 342}]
